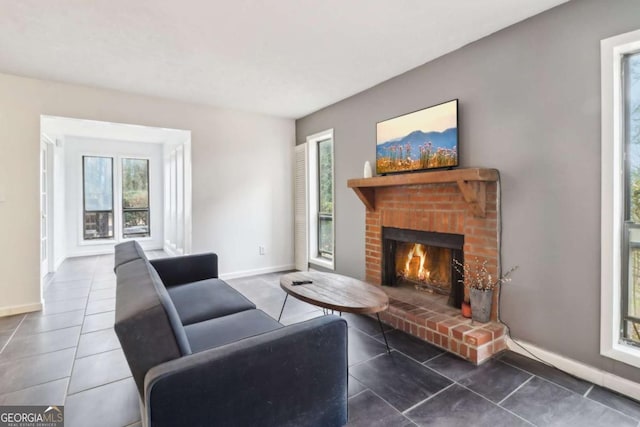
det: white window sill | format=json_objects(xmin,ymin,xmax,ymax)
[
  {"xmin": 79, "ymin": 239, "xmax": 115, "ymax": 246},
  {"xmin": 122, "ymin": 236, "xmax": 152, "ymax": 242},
  {"xmin": 309, "ymin": 256, "xmax": 334, "ymax": 271},
  {"xmin": 80, "ymin": 236, "xmax": 152, "ymax": 246},
  {"xmin": 602, "ymin": 341, "xmax": 640, "ymax": 369}
]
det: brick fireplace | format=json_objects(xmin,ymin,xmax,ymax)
[{"xmin": 348, "ymin": 168, "xmax": 507, "ymax": 364}]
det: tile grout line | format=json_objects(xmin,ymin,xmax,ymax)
[
  {"xmin": 460, "ymin": 384, "xmax": 536, "ymax": 426},
  {"xmin": 67, "ymin": 375, "xmax": 133, "ymax": 397},
  {"xmin": 74, "ymin": 346, "xmax": 122, "ymax": 361},
  {"xmin": 11, "ymin": 323, "xmax": 83, "ymax": 338},
  {"xmin": 0, "ymin": 376, "xmax": 71, "ymax": 400},
  {"xmin": 362, "ymin": 386, "xmax": 415, "ymax": 422},
  {"xmin": 423, "ymin": 351, "xmax": 446, "ymax": 364},
  {"xmin": 499, "ymin": 357, "xmax": 592, "ymax": 397},
  {"xmin": 64, "ymin": 259, "xmax": 129, "ymax": 406},
  {"xmin": 579, "ymin": 386, "xmax": 640, "ymax": 423},
  {"xmin": 0, "ymin": 315, "xmax": 28, "ymax": 354},
  {"xmin": 63, "ymin": 266, "xmax": 95, "ymax": 403},
  {"xmin": 348, "ymin": 349, "xmax": 391, "ymax": 369},
  {"xmin": 525, "ymin": 373, "xmax": 594, "ymax": 401},
  {"xmin": 367, "ymin": 330, "xmax": 444, "ymax": 366},
  {"xmin": 347, "ymin": 388, "xmax": 370, "ymax": 400},
  {"xmin": 0, "ymin": 342, "xmax": 81, "ymax": 364},
  {"xmin": 80, "ymin": 322, "xmax": 116, "ymax": 336},
  {"xmin": 497, "ymin": 374, "xmax": 534, "ymax": 405},
  {"xmin": 583, "ymin": 384, "xmax": 594, "ymax": 397},
  {"xmin": 401, "ymin": 382, "xmax": 456, "ymax": 415}
]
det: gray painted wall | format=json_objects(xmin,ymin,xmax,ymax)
[{"xmin": 296, "ymin": 0, "xmax": 640, "ymax": 380}]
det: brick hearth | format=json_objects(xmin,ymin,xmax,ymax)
[
  {"xmin": 379, "ymin": 298, "xmax": 507, "ymax": 365},
  {"xmin": 349, "ymin": 169, "xmax": 505, "ymax": 364}
]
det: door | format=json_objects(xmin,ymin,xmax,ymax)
[
  {"xmin": 40, "ymin": 141, "xmax": 49, "ymax": 278},
  {"xmin": 294, "ymin": 144, "xmax": 308, "ymax": 271}
]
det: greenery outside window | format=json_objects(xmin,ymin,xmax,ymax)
[
  {"xmin": 83, "ymin": 156, "xmax": 114, "ymax": 240},
  {"xmin": 318, "ymin": 138, "xmax": 334, "ymax": 259},
  {"xmin": 122, "ymin": 158, "xmax": 150, "ymax": 238}
]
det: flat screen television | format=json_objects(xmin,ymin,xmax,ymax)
[{"xmin": 376, "ymin": 99, "xmax": 458, "ymax": 175}]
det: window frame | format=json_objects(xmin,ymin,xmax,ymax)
[
  {"xmin": 121, "ymin": 157, "xmax": 151, "ymax": 239},
  {"xmin": 79, "ymin": 153, "xmax": 153, "ymax": 245},
  {"xmin": 317, "ymin": 137, "xmax": 334, "ymax": 260},
  {"xmin": 601, "ymin": 28, "xmax": 640, "ymax": 368},
  {"xmin": 307, "ymin": 129, "xmax": 335, "ymax": 270}
]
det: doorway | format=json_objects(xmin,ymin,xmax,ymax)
[{"xmin": 39, "ymin": 116, "xmax": 192, "ymax": 279}]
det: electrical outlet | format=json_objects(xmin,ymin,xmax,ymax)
[{"xmin": 259, "ymin": 246, "xmax": 265, "ymax": 255}]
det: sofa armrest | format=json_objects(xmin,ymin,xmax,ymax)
[
  {"xmin": 149, "ymin": 253, "xmax": 218, "ymax": 287},
  {"xmin": 144, "ymin": 315, "xmax": 348, "ymax": 427}
]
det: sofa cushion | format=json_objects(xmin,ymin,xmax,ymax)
[
  {"xmin": 114, "ymin": 240, "xmax": 147, "ymax": 272},
  {"xmin": 150, "ymin": 253, "xmax": 219, "ymax": 287},
  {"xmin": 146, "ymin": 263, "xmax": 192, "ymax": 356},
  {"xmin": 167, "ymin": 278, "xmax": 256, "ymax": 326},
  {"xmin": 114, "ymin": 259, "xmax": 189, "ymax": 396},
  {"xmin": 185, "ymin": 309, "xmax": 283, "ymax": 353}
]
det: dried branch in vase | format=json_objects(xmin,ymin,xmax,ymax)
[{"xmin": 453, "ymin": 258, "xmax": 518, "ymax": 292}]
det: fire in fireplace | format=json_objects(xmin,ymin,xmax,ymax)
[
  {"xmin": 382, "ymin": 227, "xmax": 464, "ymax": 308},
  {"xmin": 395, "ymin": 242, "xmax": 452, "ymax": 293}
]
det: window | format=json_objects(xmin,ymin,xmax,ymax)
[
  {"xmin": 307, "ymin": 129, "xmax": 335, "ymax": 269},
  {"xmin": 82, "ymin": 155, "xmax": 152, "ymax": 242},
  {"xmin": 122, "ymin": 158, "xmax": 150, "ymax": 238},
  {"xmin": 601, "ymin": 29, "xmax": 640, "ymax": 367},
  {"xmin": 318, "ymin": 138, "xmax": 334, "ymax": 259},
  {"xmin": 83, "ymin": 156, "xmax": 114, "ymax": 240},
  {"xmin": 623, "ymin": 52, "xmax": 640, "ymax": 344}
]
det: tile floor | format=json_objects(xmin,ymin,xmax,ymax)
[{"xmin": 1, "ymin": 253, "xmax": 640, "ymax": 426}]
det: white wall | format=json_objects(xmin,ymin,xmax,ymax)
[
  {"xmin": 192, "ymin": 112, "xmax": 295, "ymax": 278},
  {"xmin": 63, "ymin": 136, "xmax": 164, "ymax": 257},
  {"xmin": 0, "ymin": 71, "xmax": 294, "ymax": 316}
]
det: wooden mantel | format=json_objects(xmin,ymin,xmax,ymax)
[{"xmin": 347, "ymin": 167, "xmax": 498, "ymax": 217}]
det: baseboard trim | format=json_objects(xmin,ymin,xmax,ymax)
[
  {"xmin": 53, "ymin": 257, "xmax": 65, "ymax": 271},
  {"xmin": 66, "ymin": 249, "xmax": 114, "ymax": 257},
  {"xmin": 506, "ymin": 336, "xmax": 640, "ymax": 401},
  {"xmin": 0, "ymin": 302, "xmax": 43, "ymax": 317},
  {"xmin": 67, "ymin": 246, "xmax": 164, "ymax": 259},
  {"xmin": 220, "ymin": 264, "xmax": 295, "ymax": 280}
]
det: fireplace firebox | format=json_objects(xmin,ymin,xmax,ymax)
[{"xmin": 382, "ymin": 227, "xmax": 464, "ymax": 308}]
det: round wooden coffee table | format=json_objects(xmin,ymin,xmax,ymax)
[{"xmin": 279, "ymin": 271, "xmax": 390, "ymax": 352}]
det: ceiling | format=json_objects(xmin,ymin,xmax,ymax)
[{"xmin": 0, "ymin": 0, "xmax": 568, "ymax": 119}]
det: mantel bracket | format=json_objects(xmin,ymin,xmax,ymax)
[
  {"xmin": 352, "ymin": 187, "xmax": 375, "ymax": 211},
  {"xmin": 456, "ymin": 180, "xmax": 487, "ymax": 217}
]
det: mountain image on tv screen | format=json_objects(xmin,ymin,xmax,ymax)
[{"xmin": 376, "ymin": 99, "xmax": 458, "ymax": 174}]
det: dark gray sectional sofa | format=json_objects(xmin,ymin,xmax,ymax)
[{"xmin": 113, "ymin": 241, "xmax": 348, "ymax": 427}]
